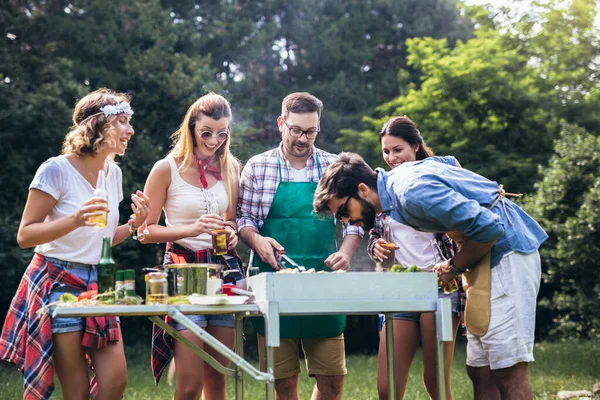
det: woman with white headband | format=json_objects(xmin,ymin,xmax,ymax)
[{"xmin": 0, "ymin": 88, "xmax": 150, "ymax": 400}]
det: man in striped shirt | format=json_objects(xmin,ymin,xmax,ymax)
[{"xmin": 237, "ymin": 92, "xmax": 362, "ymax": 400}]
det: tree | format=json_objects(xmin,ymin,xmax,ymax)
[
  {"xmin": 340, "ymin": 0, "xmax": 600, "ymax": 193},
  {"xmin": 161, "ymin": 0, "xmax": 474, "ymax": 161},
  {"xmin": 340, "ymin": 15, "xmax": 560, "ymax": 193},
  {"xmin": 525, "ymin": 124, "xmax": 600, "ymax": 339},
  {"xmin": 517, "ymin": 0, "xmax": 600, "ymax": 132}
]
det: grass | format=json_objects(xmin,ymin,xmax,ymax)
[{"xmin": 1, "ymin": 340, "xmax": 598, "ymax": 399}]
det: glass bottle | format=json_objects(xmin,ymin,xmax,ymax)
[
  {"xmin": 207, "ymin": 195, "xmax": 228, "ymax": 256},
  {"xmin": 443, "ymin": 278, "xmax": 459, "ymax": 294},
  {"xmin": 97, "ymin": 236, "xmax": 115, "ymax": 303},
  {"xmin": 115, "ymin": 270, "xmax": 125, "ymax": 300},
  {"xmin": 90, "ymin": 170, "xmax": 108, "ymax": 228},
  {"xmin": 381, "ymin": 216, "xmax": 397, "ymax": 269},
  {"xmin": 146, "ymin": 272, "xmax": 168, "ymax": 304},
  {"xmin": 212, "ymin": 228, "xmax": 228, "ymax": 256},
  {"xmin": 123, "ymin": 269, "xmax": 136, "ymax": 297}
]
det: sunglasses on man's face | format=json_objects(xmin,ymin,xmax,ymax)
[
  {"xmin": 334, "ymin": 196, "xmax": 353, "ymax": 221},
  {"xmin": 200, "ymin": 130, "xmax": 228, "ymax": 141}
]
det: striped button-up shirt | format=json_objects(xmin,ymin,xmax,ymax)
[{"xmin": 237, "ymin": 143, "xmax": 363, "ymax": 238}]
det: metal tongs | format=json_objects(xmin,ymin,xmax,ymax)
[{"xmin": 275, "ymin": 251, "xmax": 307, "ymax": 272}]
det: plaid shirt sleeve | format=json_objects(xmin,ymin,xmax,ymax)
[
  {"xmin": 236, "ymin": 149, "xmax": 282, "ymax": 232},
  {"xmin": 237, "ymin": 156, "xmax": 261, "ymax": 232},
  {"xmin": 435, "ymin": 232, "xmax": 455, "ymax": 259},
  {"xmin": 367, "ymin": 214, "xmax": 385, "ymax": 259}
]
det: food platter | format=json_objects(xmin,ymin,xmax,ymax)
[{"xmin": 187, "ymin": 294, "xmax": 250, "ymax": 305}]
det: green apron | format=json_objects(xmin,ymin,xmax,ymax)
[{"xmin": 251, "ymin": 155, "xmax": 346, "ymax": 339}]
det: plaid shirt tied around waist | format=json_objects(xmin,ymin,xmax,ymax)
[
  {"xmin": 151, "ymin": 244, "xmax": 228, "ymax": 385},
  {"xmin": 0, "ymin": 253, "xmax": 119, "ymax": 400}
]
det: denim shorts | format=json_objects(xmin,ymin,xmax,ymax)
[
  {"xmin": 173, "ymin": 314, "xmax": 235, "ymax": 331},
  {"xmin": 46, "ymin": 256, "xmax": 119, "ymax": 333},
  {"xmin": 378, "ymin": 289, "xmax": 460, "ymax": 331}
]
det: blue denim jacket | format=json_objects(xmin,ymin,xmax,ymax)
[{"xmin": 376, "ymin": 157, "xmax": 548, "ymax": 268}]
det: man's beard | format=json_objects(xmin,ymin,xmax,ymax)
[
  {"xmin": 349, "ymin": 197, "xmax": 377, "ymax": 231},
  {"xmin": 285, "ymin": 140, "xmax": 310, "ymax": 158}
]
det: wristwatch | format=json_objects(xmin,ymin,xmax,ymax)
[{"xmin": 448, "ymin": 258, "xmax": 463, "ymax": 276}]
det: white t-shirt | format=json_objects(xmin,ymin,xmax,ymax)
[
  {"xmin": 290, "ymin": 166, "xmax": 309, "ymax": 182},
  {"xmin": 31, "ymin": 156, "xmax": 123, "ymax": 264},
  {"xmin": 388, "ymin": 218, "xmax": 443, "ymax": 271},
  {"xmin": 163, "ymin": 156, "xmax": 229, "ymax": 251}
]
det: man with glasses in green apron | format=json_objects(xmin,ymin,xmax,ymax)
[{"xmin": 237, "ymin": 93, "xmax": 363, "ymax": 400}]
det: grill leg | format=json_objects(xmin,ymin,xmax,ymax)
[
  {"xmin": 385, "ymin": 313, "xmax": 396, "ymax": 400},
  {"xmin": 235, "ymin": 315, "xmax": 244, "ymax": 400}
]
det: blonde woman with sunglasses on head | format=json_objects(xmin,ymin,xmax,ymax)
[{"xmin": 141, "ymin": 93, "xmax": 240, "ymax": 400}]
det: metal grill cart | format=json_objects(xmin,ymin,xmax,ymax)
[{"xmin": 53, "ymin": 271, "xmax": 454, "ymax": 400}]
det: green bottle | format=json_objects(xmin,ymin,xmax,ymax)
[{"xmin": 97, "ymin": 236, "xmax": 116, "ymax": 303}]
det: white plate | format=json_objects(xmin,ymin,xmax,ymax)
[{"xmin": 186, "ymin": 295, "xmax": 249, "ymax": 305}]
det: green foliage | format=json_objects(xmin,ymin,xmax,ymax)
[
  {"xmin": 341, "ymin": 20, "xmax": 560, "ymax": 193},
  {"xmin": 519, "ymin": 0, "xmax": 600, "ymax": 132},
  {"xmin": 525, "ymin": 124, "xmax": 600, "ymax": 339},
  {"xmin": 158, "ymin": 0, "xmax": 473, "ymax": 159},
  {"xmin": 340, "ymin": 0, "xmax": 600, "ymax": 195}
]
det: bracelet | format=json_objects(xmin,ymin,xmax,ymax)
[
  {"xmin": 224, "ymin": 220, "xmax": 237, "ymax": 230},
  {"xmin": 129, "ymin": 214, "xmax": 149, "ymax": 241},
  {"xmin": 448, "ymin": 258, "xmax": 463, "ymax": 276},
  {"xmin": 127, "ymin": 215, "xmax": 137, "ymax": 234}
]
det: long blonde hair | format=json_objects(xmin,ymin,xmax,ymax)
[
  {"xmin": 61, "ymin": 88, "xmax": 131, "ymax": 159},
  {"xmin": 169, "ymin": 93, "xmax": 239, "ymax": 206}
]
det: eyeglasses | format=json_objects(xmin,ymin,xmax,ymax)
[
  {"xmin": 282, "ymin": 119, "xmax": 319, "ymax": 139},
  {"xmin": 334, "ymin": 195, "xmax": 353, "ymax": 221},
  {"xmin": 200, "ymin": 130, "xmax": 228, "ymax": 141}
]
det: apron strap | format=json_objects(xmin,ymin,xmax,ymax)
[
  {"xmin": 277, "ymin": 157, "xmax": 283, "ymax": 181},
  {"xmin": 489, "ymin": 184, "xmax": 523, "ymax": 226},
  {"xmin": 315, "ymin": 152, "xmax": 322, "ymax": 178}
]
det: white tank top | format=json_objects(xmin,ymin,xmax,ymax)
[
  {"xmin": 163, "ymin": 156, "xmax": 229, "ymax": 251},
  {"xmin": 388, "ymin": 218, "xmax": 443, "ymax": 271}
]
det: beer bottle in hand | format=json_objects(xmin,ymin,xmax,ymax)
[
  {"xmin": 98, "ymin": 236, "xmax": 116, "ymax": 303},
  {"xmin": 90, "ymin": 170, "xmax": 108, "ymax": 228}
]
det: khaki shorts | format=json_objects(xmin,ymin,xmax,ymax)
[
  {"xmin": 466, "ymin": 251, "xmax": 541, "ymax": 370},
  {"xmin": 257, "ymin": 334, "xmax": 347, "ymax": 380}
]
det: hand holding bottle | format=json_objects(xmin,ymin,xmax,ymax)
[
  {"xmin": 433, "ymin": 259, "xmax": 459, "ymax": 293},
  {"xmin": 373, "ymin": 238, "xmax": 399, "ymax": 264},
  {"xmin": 88, "ymin": 170, "xmax": 108, "ymax": 228},
  {"xmin": 189, "ymin": 214, "xmax": 226, "ymax": 237}
]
